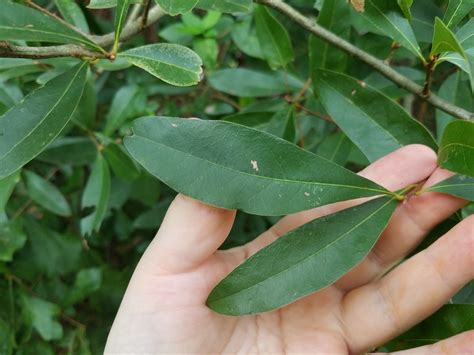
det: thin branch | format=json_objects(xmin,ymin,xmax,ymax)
[
  {"xmin": 0, "ymin": 6, "xmax": 165, "ymax": 60},
  {"xmin": 257, "ymin": 0, "xmax": 474, "ymax": 121}
]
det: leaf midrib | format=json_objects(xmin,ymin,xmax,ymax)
[
  {"xmin": 130, "ymin": 133, "xmax": 389, "ymax": 194},
  {"xmin": 0, "ymin": 62, "xmax": 86, "ymax": 161},
  {"xmin": 120, "ymin": 52, "xmax": 199, "ymax": 75},
  {"xmin": 209, "ymin": 197, "xmax": 395, "ymax": 304}
]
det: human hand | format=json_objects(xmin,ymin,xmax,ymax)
[{"xmin": 105, "ymin": 145, "xmax": 473, "ymax": 354}]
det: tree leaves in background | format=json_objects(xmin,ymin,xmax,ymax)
[
  {"xmin": 383, "ymin": 304, "xmax": 474, "ymax": 351},
  {"xmin": 208, "ymin": 69, "xmax": 304, "ymax": 97},
  {"xmin": 21, "ymin": 295, "xmax": 63, "ymax": 341},
  {"xmin": 0, "ymin": 170, "xmax": 20, "ymax": 214},
  {"xmin": 156, "ymin": 0, "xmax": 198, "ymax": 15},
  {"xmin": 309, "ymin": 0, "xmax": 350, "ymax": 71},
  {"xmin": 81, "ymin": 154, "xmax": 111, "ymax": 236},
  {"xmin": 103, "ymin": 143, "xmax": 140, "ymax": 182},
  {"xmin": 54, "ymin": 0, "xmax": 90, "ymax": 33},
  {"xmin": 438, "ymin": 120, "xmax": 474, "ymax": 177},
  {"xmin": 313, "ymin": 69, "xmax": 437, "ymax": 162},
  {"xmin": 0, "ymin": 62, "xmax": 88, "ymax": 179},
  {"xmin": 119, "ymin": 44, "xmax": 203, "ymax": 86},
  {"xmin": 113, "ymin": 0, "xmax": 131, "ymax": 52},
  {"xmin": 265, "ymin": 104, "xmax": 296, "ymax": 142},
  {"xmin": 197, "ymin": 0, "xmax": 252, "ymax": 13},
  {"xmin": 443, "ymin": 0, "xmax": 474, "ymax": 29},
  {"xmin": 356, "ymin": 0, "xmax": 423, "ymax": 61},
  {"xmin": 125, "ymin": 117, "xmax": 391, "ymax": 216},
  {"xmin": 254, "ymin": 5, "xmax": 294, "ymax": 69},
  {"xmin": 397, "ymin": 0, "xmax": 413, "ymax": 21},
  {"xmin": 435, "ymin": 71, "xmax": 472, "ymax": 139},
  {"xmin": 425, "ymin": 174, "xmax": 474, "ymax": 201},
  {"xmin": 207, "ymin": 197, "xmax": 398, "ymax": 315},
  {"xmin": 24, "ymin": 170, "xmax": 72, "ymax": 217},
  {"xmin": 0, "ymin": 221, "xmax": 27, "ymax": 262},
  {"xmin": 0, "ymin": 1, "xmax": 102, "ymax": 52}
]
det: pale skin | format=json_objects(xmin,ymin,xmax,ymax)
[{"xmin": 106, "ymin": 145, "xmax": 474, "ymax": 354}]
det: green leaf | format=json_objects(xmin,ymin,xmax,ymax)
[
  {"xmin": 196, "ymin": 0, "xmax": 252, "ymax": 13},
  {"xmin": 431, "ymin": 17, "xmax": 466, "ymax": 58},
  {"xmin": 438, "ymin": 120, "xmax": 474, "ymax": 177},
  {"xmin": 0, "ymin": 220, "xmax": 27, "ymax": 262},
  {"xmin": 265, "ymin": 105, "xmax": 296, "ymax": 142},
  {"xmin": 0, "ymin": 1, "xmax": 102, "ymax": 52},
  {"xmin": 119, "ymin": 44, "xmax": 203, "ymax": 87},
  {"xmin": 37, "ymin": 137, "xmax": 97, "ymax": 166},
  {"xmin": 104, "ymin": 85, "xmax": 142, "ymax": 135},
  {"xmin": 81, "ymin": 154, "xmax": 111, "ymax": 236},
  {"xmin": 231, "ymin": 16, "xmax": 264, "ymax": 59},
  {"xmin": 443, "ymin": 0, "xmax": 474, "ymax": 29},
  {"xmin": 64, "ymin": 268, "xmax": 102, "ymax": 307},
  {"xmin": 103, "ymin": 143, "xmax": 140, "ymax": 182},
  {"xmin": 124, "ymin": 117, "xmax": 391, "ymax": 216},
  {"xmin": 223, "ymin": 111, "xmax": 274, "ymax": 128},
  {"xmin": 208, "ymin": 68, "xmax": 304, "ymax": 97},
  {"xmin": 435, "ymin": 72, "xmax": 472, "ymax": 139},
  {"xmin": 21, "ymin": 295, "xmax": 63, "ymax": 341},
  {"xmin": 207, "ymin": 196, "xmax": 399, "ymax": 315},
  {"xmin": 87, "ymin": 0, "xmax": 141, "ymax": 8},
  {"xmin": 397, "ymin": 0, "xmax": 413, "ymax": 21},
  {"xmin": 313, "ymin": 69, "xmax": 437, "ymax": 162},
  {"xmin": 54, "ymin": 0, "xmax": 90, "ymax": 33},
  {"xmin": 309, "ymin": 0, "xmax": 350, "ymax": 71},
  {"xmin": 425, "ymin": 174, "xmax": 474, "ymax": 201},
  {"xmin": 385, "ymin": 304, "xmax": 474, "ymax": 350},
  {"xmin": 0, "ymin": 62, "xmax": 88, "ymax": 179},
  {"xmin": 357, "ymin": 0, "xmax": 423, "ymax": 61},
  {"xmin": 0, "ymin": 170, "xmax": 20, "ymax": 212},
  {"xmin": 155, "ymin": 0, "xmax": 198, "ymax": 15},
  {"xmin": 254, "ymin": 5, "xmax": 294, "ymax": 69},
  {"xmin": 24, "ymin": 170, "xmax": 71, "ymax": 217},
  {"xmin": 316, "ymin": 132, "xmax": 352, "ymax": 166},
  {"xmin": 113, "ymin": 0, "xmax": 131, "ymax": 52}
]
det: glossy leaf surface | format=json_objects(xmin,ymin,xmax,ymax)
[
  {"xmin": 207, "ymin": 197, "xmax": 398, "ymax": 315},
  {"xmin": 313, "ymin": 69, "xmax": 437, "ymax": 162},
  {"xmin": 0, "ymin": 62, "xmax": 88, "ymax": 179},
  {"xmin": 425, "ymin": 174, "xmax": 474, "ymax": 201},
  {"xmin": 119, "ymin": 44, "xmax": 203, "ymax": 86},
  {"xmin": 125, "ymin": 117, "xmax": 391, "ymax": 216},
  {"xmin": 438, "ymin": 120, "xmax": 474, "ymax": 177}
]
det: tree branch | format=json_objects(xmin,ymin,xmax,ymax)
[
  {"xmin": 257, "ymin": 0, "xmax": 474, "ymax": 121},
  {"xmin": 0, "ymin": 6, "xmax": 165, "ymax": 60}
]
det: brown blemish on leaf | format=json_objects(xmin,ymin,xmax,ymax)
[
  {"xmin": 351, "ymin": 89, "xmax": 357, "ymax": 96},
  {"xmin": 251, "ymin": 160, "xmax": 259, "ymax": 172},
  {"xmin": 350, "ymin": 0, "xmax": 365, "ymax": 12}
]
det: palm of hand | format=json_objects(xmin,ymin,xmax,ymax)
[{"xmin": 106, "ymin": 146, "xmax": 473, "ymax": 354}]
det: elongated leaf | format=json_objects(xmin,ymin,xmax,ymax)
[
  {"xmin": 384, "ymin": 304, "xmax": 474, "ymax": 351},
  {"xmin": 196, "ymin": 0, "xmax": 252, "ymax": 13},
  {"xmin": 265, "ymin": 105, "xmax": 296, "ymax": 142},
  {"xmin": 37, "ymin": 137, "xmax": 96, "ymax": 166},
  {"xmin": 0, "ymin": 220, "xmax": 26, "ymax": 262},
  {"xmin": 21, "ymin": 295, "xmax": 63, "ymax": 341},
  {"xmin": 309, "ymin": 0, "xmax": 350, "ymax": 71},
  {"xmin": 425, "ymin": 174, "xmax": 474, "ymax": 201},
  {"xmin": 81, "ymin": 154, "xmax": 111, "ymax": 236},
  {"xmin": 223, "ymin": 111, "xmax": 274, "ymax": 128},
  {"xmin": 208, "ymin": 69, "xmax": 304, "ymax": 97},
  {"xmin": 431, "ymin": 18, "xmax": 466, "ymax": 58},
  {"xmin": 313, "ymin": 69, "xmax": 437, "ymax": 162},
  {"xmin": 397, "ymin": 0, "xmax": 413, "ymax": 21},
  {"xmin": 54, "ymin": 0, "xmax": 90, "ymax": 33},
  {"xmin": 231, "ymin": 16, "xmax": 264, "ymax": 59},
  {"xmin": 357, "ymin": 0, "xmax": 423, "ymax": 60},
  {"xmin": 0, "ymin": 170, "xmax": 20, "ymax": 212},
  {"xmin": 119, "ymin": 44, "xmax": 203, "ymax": 86},
  {"xmin": 254, "ymin": 5, "xmax": 294, "ymax": 69},
  {"xmin": 0, "ymin": 1, "xmax": 102, "ymax": 52},
  {"xmin": 114, "ymin": 0, "xmax": 131, "ymax": 51},
  {"xmin": 439, "ymin": 120, "xmax": 474, "ymax": 177},
  {"xmin": 124, "ymin": 117, "xmax": 391, "ymax": 216},
  {"xmin": 207, "ymin": 196, "xmax": 398, "ymax": 315},
  {"xmin": 443, "ymin": 0, "xmax": 474, "ymax": 29},
  {"xmin": 316, "ymin": 132, "xmax": 352, "ymax": 166},
  {"xmin": 0, "ymin": 62, "xmax": 88, "ymax": 179},
  {"xmin": 24, "ymin": 171, "xmax": 71, "ymax": 216},
  {"xmin": 103, "ymin": 143, "xmax": 140, "ymax": 182},
  {"xmin": 155, "ymin": 0, "xmax": 198, "ymax": 15},
  {"xmin": 87, "ymin": 0, "xmax": 141, "ymax": 8}
]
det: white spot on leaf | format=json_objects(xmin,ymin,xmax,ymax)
[{"xmin": 251, "ymin": 160, "xmax": 259, "ymax": 172}]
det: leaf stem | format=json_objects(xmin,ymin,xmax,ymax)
[{"xmin": 256, "ymin": 0, "xmax": 473, "ymax": 121}]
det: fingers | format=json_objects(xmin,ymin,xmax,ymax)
[
  {"xmin": 373, "ymin": 331, "xmax": 474, "ymax": 355},
  {"xmin": 141, "ymin": 194, "xmax": 236, "ymax": 274},
  {"xmin": 235, "ymin": 145, "xmax": 437, "ymax": 260},
  {"xmin": 335, "ymin": 167, "xmax": 468, "ymax": 290},
  {"xmin": 342, "ymin": 215, "xmax": 474, "ymax": 354}
]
